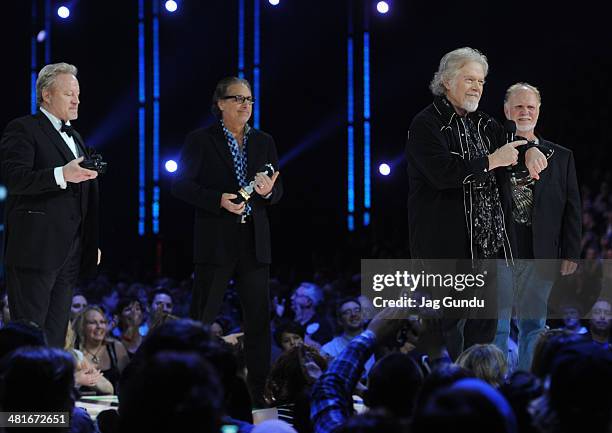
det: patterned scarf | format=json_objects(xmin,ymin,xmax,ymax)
[{"xmin": 221, "ymin": 120, "xmax": 252, "ymax": 215}]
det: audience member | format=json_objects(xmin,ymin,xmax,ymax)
[{"xmin": 74, "ymin": 305, "xmax": 130, "ymax": 393}]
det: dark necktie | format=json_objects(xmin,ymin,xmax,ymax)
[{"xmin": 60, "ymin": 121, "xmax": 74, "ymax": 138}]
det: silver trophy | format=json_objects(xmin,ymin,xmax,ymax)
[{"xmin": 231, "ymin": 163, "xmax": 276, "ymax": 204}]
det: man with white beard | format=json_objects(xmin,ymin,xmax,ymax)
[
  {"xmin": 404, "ymin": 47, "xmax": 549, "ymax": 358},
  {"xmin": 494, "ymin": 83, "xmax": 581, "ymax": 371}
]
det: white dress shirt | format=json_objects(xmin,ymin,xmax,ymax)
[{"xmin": 39, "ymin": 106, "xmax": 79, "ymax": 189}]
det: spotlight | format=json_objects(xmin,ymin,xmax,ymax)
[
  {"xmin": 0, "ymin": 185, "xmax": 7, "ymax": 201},
  {"xmin": 378, "ymin": 163, "xmax": 391, "ymax": 176},
  {"xmin": 57, "ymin": 6, "xmax": 70, "ymax": 19},
  {"xmin": 165, "ymin": 0, "xmax": 178, "ymax": 12},
  {"xmin": 36, "ymin": 30, "xmax": 47, "ymax": 42},
  {"xmin": 165, "ymin": 159, "xmax": 178, "ymax": 173},
  {"xmin": 268, "ymin": 0, "xmax": 280, "ymax": 5},
  {"xmin": 376, "ymin": 1, "xmax": 389, "ymax": 14}
]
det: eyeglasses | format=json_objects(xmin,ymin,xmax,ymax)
[{"xmin": 222, "ymin": 95, "xmax": 255, "ymax": 105}]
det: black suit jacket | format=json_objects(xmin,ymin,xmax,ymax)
[
  {"xmin": 0, "ymin": 111, "xmax": 99, "ymax": 276},
  {"xmin": 531, "ymin": 139, "xmax": 581, "ymax": 260},
  {"xmin": 172, "ymin": 123, "xmax": 282, "ymax": 265}
]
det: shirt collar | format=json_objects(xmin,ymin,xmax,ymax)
[
  {"xmin": 39, "ymin": 106, "xmax": 71, "ymax": 132},
  {"xmin": 433, "ymin": 95, "xmax": 483, "ymax": 124},
  {"xmin": 220, "ymin": 119, "xmax": 251, "ymax": 139}
]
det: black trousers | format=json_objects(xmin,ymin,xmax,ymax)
[
  {"xmin": 6, "ymin": 235, "xmax": 81, "ymax": 348},
  {"xmin": 192, "ymin": 223, "xmax": 271, "ymax": 407}
]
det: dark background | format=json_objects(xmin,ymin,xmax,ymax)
[{"xmin": 1, "ymin": 0, "xmax": 610, "ymax": 282}]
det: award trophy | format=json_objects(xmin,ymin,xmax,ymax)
[{"xmin": 231, "ymin": 163, "xmax": 276, "ymax": 204}]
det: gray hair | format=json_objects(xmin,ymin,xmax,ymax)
[
  {"xmin": 504, "ymin": 82, "xmax": 541, "ymax": 104},
  {"xmin": 429, "ymin": 47, "xmax": 489, "ymax": 96},
  {"xmin": 36, "ymin": 62, "xmax": 78, "ymax": 107},
  {"xmin": 211, "ymin": 76, "xmax": 252, "ymax": 118}
]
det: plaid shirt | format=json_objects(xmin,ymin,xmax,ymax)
[{"xmin": 311, "ymin": 330, "xmax": 377, "ymax": 433}]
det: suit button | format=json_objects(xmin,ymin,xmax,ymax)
[{"xmin": 70, "ymin": 215, "xmax": 76, "ymax": 221}]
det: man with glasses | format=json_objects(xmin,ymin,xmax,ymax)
[
  {"xmin": 173, "ymin": 76, "xmax": 282, "ymax": 407},
  {"xmin": 322, "ymin": 297, "xmax": 375, "ymax": 373}
]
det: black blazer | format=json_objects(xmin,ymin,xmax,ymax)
[
  {"xmin": 172, "ymin": 123, "xmax": 282, "ymax": 265},
  {"xmin": 505, "ymin": 138, "xmax": 581, "ymax": 261},
  {"xmin": 0, "ymin": 111, "xmax": 99, "ymax": 276}
]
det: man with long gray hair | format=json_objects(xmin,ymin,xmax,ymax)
[
  {"xmin": 0, "ymin": 62, "xmax": 100, "ymax": 347},
  {"xmin": 404, "ymin": 47, "xmax": 550, "ymax": 358}
]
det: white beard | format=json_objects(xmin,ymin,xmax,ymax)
[
  {"xmin": 516, "ymin": 122, "xmax": 536, "ymax": 133},
  {"xmin": 462, "ymin": 99, "xmax": 479, "ymax": 113}
]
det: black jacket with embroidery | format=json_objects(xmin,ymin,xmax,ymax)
[{"xmin": 405, "ymin": 96, "xmax": 552, "ymax": 260}]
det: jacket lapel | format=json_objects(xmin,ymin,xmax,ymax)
[
  {"xmin": 73, "ymin": 131, "xmax": 89, "ymax": 158},
  {"xmin": 35, "ymin": 112, "xmax": 76, "ymax": 163},
  {"xmin": 210, "ymin": 124, "xmax": 236, "ymax": 172},
  {"xmin": 246, "ymin": 130, "xmax": 262, "ymax": 178}
]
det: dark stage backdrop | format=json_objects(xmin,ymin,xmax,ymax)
[{"xmin": 0, "ymin": 1, "xmax": 610, "ymax": 281}]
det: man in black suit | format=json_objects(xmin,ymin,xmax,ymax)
[
  {"xmin": 494, "ymin": 82, "xmax": 581, "ymax": 370},
  {"xmin": 173, "ymin": 76, "xmax": 282, "ymax": 406},
  {"xmin": 0, "ymin": 62, "xmax": 100, "ymax": 348}
]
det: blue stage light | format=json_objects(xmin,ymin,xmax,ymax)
[
  {"xmin": 165, "ymin": 160, "xmax": 178, "ymax": 173},
  {"xmin": 379, "ymin": 163, "xmax": 391, "ymax": 176},
  {"xmin": 57, "ymin": 6, "xmax": 70, "ymax": 19},
  {"xmin": 36, "ymin": 30, "xmax": 46, "ymax": 42},
  {"xmin": 376, "ymin": 1, "xmax": 389, "ymax": 14},
  {"xmin": 165, "ymin": 0, "xmax": 178, "ymax": 12}
]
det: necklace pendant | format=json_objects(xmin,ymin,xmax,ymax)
[{"xmin": 91, "ymin": 354, "xmax": 99, "ymax": 363}]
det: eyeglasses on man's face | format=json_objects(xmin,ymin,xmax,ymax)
[{"xmin": 222, "ymin": 95, "xmax": 255, "ymax": 105}]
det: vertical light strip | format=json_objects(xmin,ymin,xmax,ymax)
[
  {"xmin": 253, "ymin": 0, "xmax": 260, "ymax": 128},
  {"xmin": 138, "ymin": 108, "xmax": 146, "ymax": 236},
  {"xmin": 30, "ymin": 0, "xmax": 37, "ymax": 114},
  {"xmin": 363, "ymin": 31, "xmax": 371, "ymax": 225},
  {"xmin": 152, "ymin": 1, "xmax": 160, "ymax": 234},
  {"xmin": 238, "ymin": 0, "xmax": 245, "ymax": 78},
  {"xmin": 347, "ymin": 35, "xmax": 355, "ymax": 232},
  {"xmin": 138, "ymin": 0, "xmax": 146, "ymax": 236},
  {"xmin": 44, "ymin": 0, "xmax": 51, "ymax": 63}
]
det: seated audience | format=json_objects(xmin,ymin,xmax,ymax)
[
  {"xmin": 321, "ymin": 298, "xmax": 374, "ymax": 374},
  {"xmin": 0, "ymin": 346, "xmax": 96, "ymax": 433},
  {"xmin": 114, "ymin": 297, "xmax": 146, "ymax": 355},
  {"xmin": 289, "ymin": 282, "xmax": 334, "ymax": 346},
  {"xmin": 456, "ymin": 344, "xmax": 507, "ymax": 387},
  {"xmin": 586, "ymin": 298, "xmax": 612, "ymax": 349},
  {"xmin": 274, "ymin": 321, "xmax": 306, "ymax": 353},
  {"xmin": 119, "ymin": 351, "xmax": 223, "ymax": 433},
  {"xmin": 412, "ymin": 378, "xmax": 517, "ymax": 433},
  {"xmin": 265, "ymin": 345, "xmax": 327, "ymax": 432},
  {"xmin": 74, "ymin": 305, "xmax": 130, "ymax": 393},
  {"xmin": 311, "ymin": 307, "xmax": 423, "ymax": 433}
]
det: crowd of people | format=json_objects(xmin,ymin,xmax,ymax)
[{"xmin": 0, "ymin": 264, "xmax": 611, "ymax": 432}]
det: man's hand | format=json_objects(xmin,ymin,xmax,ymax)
[
  {"xmin": 62, "ymin": 156, "xmax": 98, "ymax": 183},
  {"xmin": 525, "ymin": 147, "xmax": 548, "ymax": 180},
  {"xmin": 254, "ymin": 171, "xmax": 280, "ymax": 196},
  {"xmin": 220, "ymin": 193, "xmax": 246, "ymax": 215},
  {"xmin": 560, "ymin": 259, "xmax": 578, "ymax": 276},
  {"xmin": 367, "ymin": 306, "xmax": 417, "ymax": 347},
  {"xmin": 488, "ymin": 140, "xmax": 527, "ymax": 170}
]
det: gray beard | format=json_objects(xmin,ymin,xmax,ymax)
[
  {"xmin": 516, "ymin": 122, "xmax": 536, "ymax": 133},
  {"xmin": 463, "ymin": 100, "xmax": 479, "ymax": 113}
]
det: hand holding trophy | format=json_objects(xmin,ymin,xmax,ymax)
[{"xmin": 231, "ymin": 163, "xmax": 277, "ymax": 204}]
